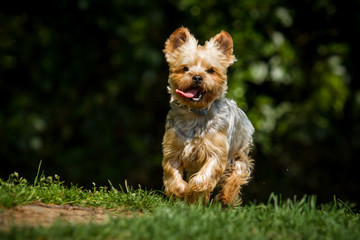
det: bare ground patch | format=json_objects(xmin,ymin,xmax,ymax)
[{"xmin": 0, "ymin": 202, "xmax": 131, "ymax": 231}]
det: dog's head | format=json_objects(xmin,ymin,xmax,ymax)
[{"xmin": 164, "ymin": 27, "xmax": 236, "ymax": 110}]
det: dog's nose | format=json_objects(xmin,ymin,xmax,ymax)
[{"xmin": 192, "ymin": 75, "xmax": 203, "ymax": 85}]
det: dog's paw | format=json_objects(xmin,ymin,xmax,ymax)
[
  {"xmin": 165, "ymin": 180, "xmax": 188, "ymax": 199},
  {"xmin": 185, "ymin": 190, "xmax": 209, "ymax": 205}
]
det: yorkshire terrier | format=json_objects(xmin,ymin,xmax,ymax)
[{"xmin": 162, "ymin": 27, "xmax": 255, "ymax": 207}]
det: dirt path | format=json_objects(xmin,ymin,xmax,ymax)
[{"xmin": 0, "ymin": 202, "xmax": 129, "ymax": 231}]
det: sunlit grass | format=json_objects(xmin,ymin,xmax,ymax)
[
  {"xmin": 0, "ymin": 170, "xmax": 165, "ymax": 211},
  {"xmin": 1, "ymin": 169, "xmax": 359, "ymax": 240}
]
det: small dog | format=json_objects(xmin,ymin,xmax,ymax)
[{"xmin": 162, "ymin": 27, "xmax": 254, "ymax": 206}]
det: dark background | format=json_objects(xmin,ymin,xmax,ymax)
[{"xmin": 1, "ymin": 0, "xmax": 359, "ymax": 205}]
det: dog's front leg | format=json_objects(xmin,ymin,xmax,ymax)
[
  {"xmin": 162, "ymin": 157, "xmax": 188, "ymax": 199},
  {"xmin": 186, "ymin": 131, "xmax": 228, "ymax": 204},
  {"xmin": 162, "ymin": 129, "xmax": 188, "ymax": 199}
]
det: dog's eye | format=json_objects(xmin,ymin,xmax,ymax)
[
  {"xmin": 183, "ymin": 67, "xmax": 189, "ymax": 72},
  {"xmin": 206, "ymin": 68, "xmax": 215, "ymax": 74}
]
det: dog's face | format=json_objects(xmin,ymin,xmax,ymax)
[{"xmin": 164, "ymin": 27, "xmax": 236, "ymax": 110}]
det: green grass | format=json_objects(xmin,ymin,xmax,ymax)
[
  {"xmin": 1, "ymin": 171, "xmax": 359, "ymax": 240},
  {"xmin": 0, "ymin": 171, "xmax": 165, "ymax": 211}
]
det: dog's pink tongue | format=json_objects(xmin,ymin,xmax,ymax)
[{"xmin": 176, "ymin": 88, "xmax": 198, "ymax": 98}]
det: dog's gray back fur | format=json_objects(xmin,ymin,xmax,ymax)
[{"xmin": 166, "ymin": 97, "xmax": 254, "ymax": 161}]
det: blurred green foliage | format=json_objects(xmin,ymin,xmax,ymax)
[{"xmin": 1, "ymin": 0, "xmax": 359, "ymax": 203}]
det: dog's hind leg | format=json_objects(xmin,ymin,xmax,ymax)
[{"xmin": 216, "ymin": 147, "xmax": 254, "ymax": 207}]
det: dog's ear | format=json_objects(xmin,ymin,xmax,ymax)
[
  {"xmin": 209, "ymin": 30, "xmax": 234, "ymax": 57},
  {"xmin": 166, "ymin": 27, "xmax": 191, "ymax": 51},
  {"xmin": 206, "ymin": 30, "xmax": 236, "ymax": 66},
  {"xmin": 164, "ymin": 27, "xmax": 197, "ymax": 63}
]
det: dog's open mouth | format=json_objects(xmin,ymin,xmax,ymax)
[{"xmin": 176, "ymin": 87, "xmax": 205, "ymax": 102}]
